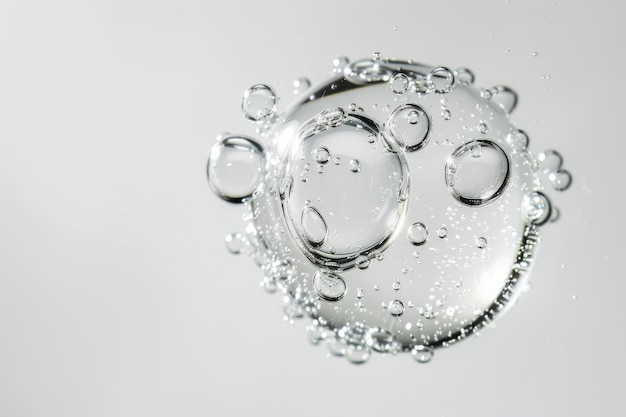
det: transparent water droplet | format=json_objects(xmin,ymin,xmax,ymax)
[
  {"xmin": 365, "ymin": 328, "xmax": 395, "ymax": 353},
  {"xmin": 372, "ymin": 52, "xmax": 382, "ymax": 61},
  {"xmin": 242, "ymin": 84, "xmax": 277, "ymax": 122},
  {"xmin": 476, "ymin": 237, "xmax": 488, "ymax": 249},
  {"xmin": 411, "ymin": 345, "xmax": 434, "ymax": 363},
  {"xmin": 437, "ymin": 227, "xmax": 448, "ymax": 238},
  {"xmin": 549, "ymin": 170, "xmax": 572, "ymax": 191},
  {"xmin": 301, "ymin": 206, "xmax": 328, "ymax": 247},
  {"xmin": 392, "ymin": 281, "xmax": 401, "ymax": 291},
  {"xmin": 445, "ymin": 140, "xmax": 510, "ymax": 206},
  {"xmin": 478, "ymin": 122, "xmax": 489, "ymax": 134},
  {"xmin": 346, "ymin": 344, "xmax": 370, "ymax": 364},
  {"xmin": 313, "ymin": 271, "xmax": 346, "ymax": 301},
  {"xmin": 488, "ymin": 85, "xmax": 518, "ymax": 114},
  {"xmin": 441, "ymin": 109, "xmax": 452, "ymax": 120},
  {"xmin": 349, "ymin": 159, "xmax": 361, "ymax": 172},
  {"xmin": 426, "ymin": 66, "xmax": 455, "ymax": 93},
  {"xmin": 389, "ymin": 73, "xmax": 410, "ymax": 94},
  {"xmin": 408, "ymin": 222, "xmax": 429, "ymax": 246},
  {"xmin": 506, "ymin": 129, "xmax": 529, "ymax": 151},
  {"xmin": 389, "ymin": 300, "xmax": 405, "ymax": 316},
  {"xmin": 522, "ymin": 191, "xmax": 552, "ymax": 226},
  {"xmin": 537, "ymin": 149, "xmax": 563, "ymax": 173},
  {"xmin": 292, "ymin": 77, "xmax": 311, "ymax": 95},
  {"xmin": 207, "ymin": 136, "xmax": 265, "ymax": 203},
  {"xmin": 312, "ymin": 146, "xmax": 331, "ymax": 164},
  {"xmin": 225, "ymin": 232, "xmax": 244, "ymax": 254},
  {"xmin": 384, "ymin": 104, "xmax": 430, "ymax": 152},
  {"xmin": 332, "ymin": 56, "xmax": 349, "ymax": 74},
  {"xmin": 455, "ymin": 67, "xmax": 475, "ymax": 86}
]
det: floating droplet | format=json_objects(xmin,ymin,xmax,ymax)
[
  {"xmin": 437, "ymin": 227, "xmax": 448, "ymax": 238},
  {"xmin": 313, "ymin": 271, "xmax": 346, "ymax": 301},
  {"xmin": 476, "ymin": 237, "xmax": 488, "ymax": 249},
  {"xmin": 441, "ymin": 109, "xmax": 452, "ymax": 120},
  {"xmin": 301, "ymin": 206, "xmax": 328, "ymax": 247},
  {"xmin": 349, "ymin": 159, "xmax": 361, "ymax": 172},
  {"xmin": 365, "ymin": 328, "xmax": 395, "ymax": 353},
  {"xmin": 455, "ymin": 67, "xmax": 475, "ymax": 85},
  {"xmin": 225, "ymin": 232, "xmax": 244, "ymax": 254},
  {"xmin": 445, "ymin": 140, "xmax": 510, "ymax": 206},
  {"xmin": 408, "ymin": 222, "xmax": 429, "ymax": 246},
  {"xmin": 507, "ymin": 129, "xmax": 529, "ymax": 151},
  {"xmin": 389, "ymin": 300, "xmax": 405, "ymax": 316},
  {"xmin": 426, "ymin": 66, "xmax": 455, "ymax": 93},
  {"xmin": 549, "ymin": 170, "xmax": 572, "ymax": 191},
  {"xmin": 538, "ymin": 149, "xmax": 563, "ymax": 173},
  {"xmin": 332, "ymin": 56, "xmax": 349, "ymax": 74},
  {"xmin": 392, "ymin": 281, "xmax": 401, "ymax": 291},
  {"xmin": 488, "ymin": 85, "xmax": 518, "ymax": 114},
  {"xmin": 242, "ymin": 84, "xmax": 277, "ymax": 122},
  {"xmin": 207, "ymin": 136, "xmax": 265, "ymax": 203},
  {"xmin": 411, "ymin": 345, "xmax": 434, "ymax": 363},
  {"xmin": 356, "ymin": 255, "xmax": 370, "ymax": 269},
  {"xmin": 372, "ymin": 52, "xmax": 382, "ymax": 61},
  {"xmin": 389, "ymin": 73, "xmax": 410, "ymax": 94},
  {"xmin": 346, "ymin": 345, "xmax": 370, "ymax": 364},
  {"xmin": 312, "ymin": 146, "xmax": 331, "ymax": 164},
  {"xmin": 292, "ymin": 77, "xmax": 311, "ymax": 95},
  {"xmin": 522, "ymin": 191, "xmax": 552, "ymax": 226},
  {"xmin": 478, "ymin": 122, "xmax": 489, "ymax": 134},
  {"xmin": 384, "ymin": 104, "xmax": 430, "ymax": 152}
]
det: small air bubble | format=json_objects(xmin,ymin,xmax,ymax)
[
  {"xmin": 389, "ymin": 300, "xmax": 405, "ymax": 316},
  {"xmin": 349, "ymin": 159, "xmax": 361, "ymax": 172},
  {"xmin": 476, "ymin": 237, "xmax": 488, "ymax": 249}
]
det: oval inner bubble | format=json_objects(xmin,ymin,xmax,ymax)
[
  {"xmin": 384, "ymin": 104, "xmax": 430, "ymax": 152},
  {"xmin": 242, "ymin": 84, "xmax": 277, "ymax": 122},
  {"xmin": 207, "ymin": 136, "xmax": 265, "ymax": 203},
  {"xmin": 445, "ymin": 139, "xmax": 510, "ymax": 206},
  {"xmin": 407, "ymin": 222, "xmax": 428, "ymax": 245},
  {"xmin": 281, "ymin": 111, "xmax": 409, "ymax": 269},
  {"xmin": 301, "ymin": 206, "xmax": 328, "ymax": 247},
  {"xmin": 313, "ymin": 270, "xmax": 346, "ymax": 301}
]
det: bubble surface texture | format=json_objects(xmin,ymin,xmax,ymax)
[{"xmin": 207, "ymin": 55, "xmax": 572, "ymax": 365}]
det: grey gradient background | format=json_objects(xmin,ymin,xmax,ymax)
[{"xmin": 1, "ymin": 1, "xmax": 624, "ymax": 416}]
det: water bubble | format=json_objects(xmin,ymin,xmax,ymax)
[
  {"xmin": 365, "ymin": 328, "xmax": 395, "ymax": 353},
  {"xmin": 207, "ymin": 136, "xmax": 265, "ymax": 203},
  {"xmin": 349, "ymin": 159, "xmax": 361, "ymax": 172},
  {"xmin": 522, "ymin": 191, "xmax": 552, "ymax": 226},
  {"xmin": 372, "ymin": 52, "xmax": 382, "ymax": 61},
  {"xmin": 506, "ymin": 129, "xmax": 529, "ymax": 151},
  {"xmin": 445, "ymin": 140, "xmax": 510, "ymax": 206},
  {"xmin": 389, "ymin": 300, "xmax": 405, "ymax": 316},
  {"xmin": 488, "ymin": 85, "xmax": 518, "ymax": 114},
  {"xmin": 384, "ymin": 104, "xmax": 430, "ymax": 152},
  {"xmin": 389, "ymin": 73, "xmax": 410, "ymax": 94},
  {"xmin": 242, "ymin": 84, "xmax": 277, "ymax": 122},
  {"xmin": 301, "ymin": 206, "xmax": 328, "ymax": 247},
  {"xmin": 392, "ymin": 281, "xmax": 401, "ymax": 291},
  {"xmin": 549, "ymin": 170, "xmax": 572, "ymax": 191},
  {"xmin": 476, "ymin": 237, "xmax": 488, "ymax": 249},
  {"xmin": 437, "ymin": 227, "xmax": 448, "ymax": 238},
  {"xmin": 441, "ymin": 109, "xmax": 452, "ymax": 120},
  {"xmin": 225, "ymin": 232, "xmax": 244, "ymax": 254},
  {"xmin": 332, "ymin": 56, "xmax": 349, "ymax": 74},
  {"xmin": 408, "ymin": 222, "xmax": 429, "ymax": 246},
  {"xmin": 411, "ymin": 345, "xmax": 434, "ymax": 363},
  {"xmin": 356, "ymin": 255, "xmax": 370, "ymax": 269},
  {"xmin": 293, "ymin": 77, "xmax": 311, "ymax": 95},
  {"xmin": 346, "ymin": 345, "xmax": 371, "ymax": 364},
  {"xmin": 312, "ymin": 146, "xmax": 331, "ymax": 164},
  {"xmin": 478, "ymin": 122, "xmax": 489, "ymax": 134},
  {"xmin": 313, "ymin": 271, "xmax": 346, "ymax": 301},
  {"xmin": 426, "ymin": 66, "xmax": 455, "ymax": 93},
  {"xmin": 538, "ymin": 149, "xmax": 563, "ymax": 173},
  {"xmin": 316, "ymin": 107, "xmax": 346, "ymax": 128},
  {"xmin": 455, "ymin": 67, "xmax": 475, "ymax": 85}
]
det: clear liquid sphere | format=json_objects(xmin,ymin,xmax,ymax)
[{"xmin": 209, "ymin": 57, "xmax": 571, "ymax": 363}]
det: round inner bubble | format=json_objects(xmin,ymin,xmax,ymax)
[
  {"xmin": 445, "ymin": 139, "xmax": 510, "ymax": 206},
  {"xmin": 207, "ymin": 136, "xmax": 265, "ymax": 203},
  {"xmin": 384, "ymin": 104, "xmax": 430, "ymax": 152},
  {"xmin": 280, "ymin": 110, "xmax": 409, "ymax": 269}
]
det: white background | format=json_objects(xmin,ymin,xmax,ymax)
[{"xmin": 1, "ymin": 1, "xmax": 624, "ymax": 416}]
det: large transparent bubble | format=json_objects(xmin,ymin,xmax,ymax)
[{"xmin": 207, "ymin": 55, "xmax": 571, "ymax": 364}]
